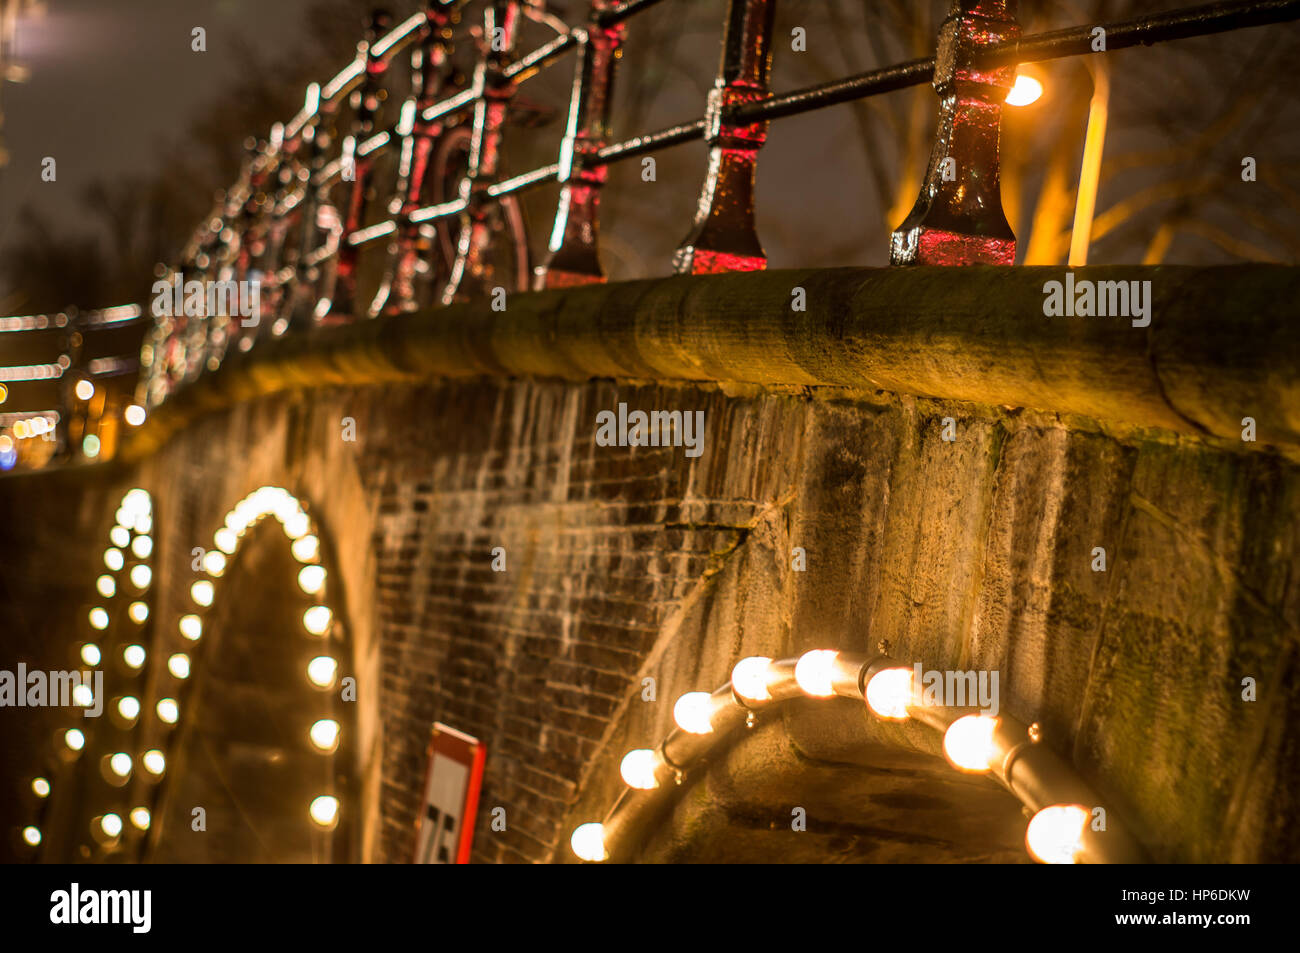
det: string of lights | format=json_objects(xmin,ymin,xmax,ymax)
[
  {"xmin": 18, "ymin": 485, "xmax": 349, "ymax": 860},
  {"xmin": 570, "ymin": 651, "xmax": 1146, "ymax": 864},
  {"xmin": 156, "ymin": 486, "xmax": 348, "ymax": 850},
  {"xmin": 20, "ymin": 488, "xmax": 154, "ymax": 855}
]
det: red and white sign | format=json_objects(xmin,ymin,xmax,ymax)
[{"xmin": 413, "ymin": 722, "xmax": 486, "ymax": 864}]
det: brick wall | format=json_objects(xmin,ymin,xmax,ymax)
[{"xmin": 4, "ymin": 368, "xmax": 1298, "ymax": 863}]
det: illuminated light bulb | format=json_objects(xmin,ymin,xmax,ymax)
[
  {"xmin": 128, "ymin": 601, "xmax": 149, "ymax": 624},
  {"xmin": 1005, "ymin": 70, "xmax": 1044, "ymax": 107},
  {"xmin": 32, "ymin": 778, "xmax": 50, "ymax": 798},
  {"xmin": 130, "ymin": 807, "xmax": 151, "ymax": 831},
  {"xmin": 292, "ymin": 535, "xmax": 319, "ymax": 563},
  {"xmin": 276, "ymin": 493, "xmax": 299, "ymax": 517},
  {"xmin": 124, "ymin": 404, "xmax": 146, "ymax": 426},
  {"xmin": 89, "ymin": 607, "xmax": 109, "ymax": 630},
  {"xmin": 117, "ymin": 696, "xmax": 140, "ymax": 720},
  {"xmin": 73, "ymin": 684, "xmax": 94, "ymax": 707},
  {"xmin": 298, "ymin": 565, "xmax": 326, "ymax": 595},
  {"xmin": 80, "ymin": 643, "xmax": 101, "ymax": 666},
  {"xmin": 142, "ymin": 750, "xmax": 166, "ymax": 776},
  {"xmin": 865, "ymin": 667, "xmax": 915, "ymax": 721},
  {"xmin": 64, "ymin": 729, "xmax": 85, "ymax": 751},
  {"xmin": 283, "ymin": 511, "xmax": 311, "ymax": 539},
  {"xmin": 168, "ymin": 653, "xmax": 191, "ymax": 679},
  {"xmin": 75, "ymin": 379, "xmax": 94, "ymax": 401},
  {"xmin": 570, "ymin": 822, "xmax": 608, "ymax": 862},
  {"xmin": 672, "ymin": 692, "xmax": 715, "ymax": 735},
  {"xmin": 309, "ymin": 718, "xmax": 340, "ymax": 753},
  {"xmin": 943, "ymin": 715, "xmax": 1000, "ymax": 772},
  {"xmin": 307, "ymin": 656, "xmax": 338, "ymax": 689},
  {"xmin": 156, "ymin": 698, "xmax": 179, "ymax": 724},
  {"xmin": 214, "ymin": 527, "xmax": 238, "ymax": 554},
  {"xmin": 109, "ymin": 526, "xmax": 130, "ymax": 548},
  {"xmin": 123, "ymin": 644, "xmax": 146, "ymax": 669},
  {"xmin": 22, "ymin": 827, "xmax": 41, "ymax": 847},
  {"xmin": 202, "ymin": 550, "xmax": 227, "ymax": 576},
  {"xmin": 133, "ymin": 514, "xmax": 152, "ymax": 535},
  {"xmin": 96, "ymin": 574, "xmax": 116, "ymax": 598},
  {"xmin": 130, "ymin": 564, "xmax": 152, "ymax": 590},
  {"xmin": 179, "ymin": 614, "xmax": 202, "ymax": 641},
  {"xmin": 731, "ymin": 656, "xmax": 774, "ymax": 703},
  {"xmin": 104, "ymin": 548, "xmax": 124, "ymax": 571},
  {"xmin": 100, "ymin": 813, "xmax": 123, "ymax": 838},
  {"xmin": 1026, "ymin": 804, "xmax": 1090, "ymax": 865},
  {"xmin": 309, "ymin": 795, "xmax": 340, "ymax": 830},
  {"xmin": 303, "ymin": 605, "xmax": 333, "ymax": 637},
  {"xmin": 83, "ymin": 435, "xmax": 100, "ymax": 458},
  {"xmin": 191, "ymin": 580, "xmax": 214, "ymax": 606},
  {"xmin": 794, "ymin": 650, "xmax": 839, "ymax": 697},
  {"xmin": 131, "ymin": 535, "xmax": 153, "ymax": 559},
  {"xmin": 109, "ymin": 752, "xmax": 132, "ymax": 777},
  {"xmin": 619, "ymin": 749, "xmax": 661, "ymax": 790}
]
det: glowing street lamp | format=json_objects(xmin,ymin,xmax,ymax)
[{"xmin": 1005, "ymin": 66, "xmax": 1044, "ymax": 107}]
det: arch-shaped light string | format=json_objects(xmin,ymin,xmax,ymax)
[
  {"xmin": 570, "ymin": 651, "xmax": 1146, "ymax": 865},
  {"xmin": 169, "ymin": 485, "xmax": 346, "ymax": 839},
  {"xmin": 20, "ymin": 488, "xmax": 154, "ymax": 855},
  {"xmin": 19, "ymin": 485, "xmax": 348, "ymax": 858}
]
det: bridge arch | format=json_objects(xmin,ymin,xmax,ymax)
[
  {"xmin": 18, "ymin": 484, "xmax": 361, "ymax": 863},
  {"xmin": 567, "ymin": 650, "xmax": 1145, "ymax": 864}
]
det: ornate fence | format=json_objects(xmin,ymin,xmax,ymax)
[{"xmin": 2, "ymin": 0, "xmax": 1298, "ymax": 471}]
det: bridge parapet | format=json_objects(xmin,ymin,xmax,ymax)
[{"xmin": 120, "ymin": 265, "xmax": 1300, "ymax": 465}]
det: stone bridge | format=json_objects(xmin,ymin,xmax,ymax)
[{"xmin": 4, "ymin": 264, "xmax": 1297, "ymax": 864}]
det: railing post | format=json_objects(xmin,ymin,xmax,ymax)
[
  {"xmin": 441, "ymin": 0, "xmax": 521, "ymax": 304},
  {"xmin": 672, "ymin": 0, "xmax": 776, "ymax": 275},
  {"xmin": 251, "ymin": 122, "xmax": 293, "ymax": 330},
  {"xmin": 889, "ymin": 0, "xmax": 1020, "ymax": 266},
  {"xmin": 228, "ymin": 136, "xmax": 274, "ymax": 352},
  {"xmin": 373, "ymin": 1, "xmax": 458, "ymax": 316},
  {"xmin": 286, "ymin": 82, "xmax": 329, "ymax": 331},
  {"xmin": 534, "ymin": 1, "xmax": 624, "ymax": 289},
  {"xmin": 321, "ymin": 8, "xmax": 393, "ymax": 323}
]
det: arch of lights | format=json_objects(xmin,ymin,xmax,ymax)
[
  {"xmin": 571, "ymin": 652, "xmax": 1147, "ymax": 865},
  {"xmin": 20, "ymin": 485, "xmax": 352, "ymax": 860}
]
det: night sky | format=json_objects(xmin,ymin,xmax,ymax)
[{"xmin": 0, "ymin": 0, "xmax": 319, "ymax": 299}]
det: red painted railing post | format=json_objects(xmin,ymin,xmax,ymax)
[
  {"xmin": 672, "ymin": 0, "xmax": 776, "ymax": 275},
  {"xmin": 534, "ymin": 1, "xmax": 625, "ymax": 289},
  {"xmin": 321, "ymin": 9, "xmax": 393, "ymax": 322},
  {"xmin": 286, "ymin": 82, "xmax": 333, "ymax": 332},
  {"xmin": 441, "ymin": 0, "xmax": 521, "ymax": 304},
  {"xmin": 890, "ymin": 0, "xmax": 1020, "ymax": 266},
  {"xmin": 373, "ymin": 2, "xmax": 459, "ymax": 316}
]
